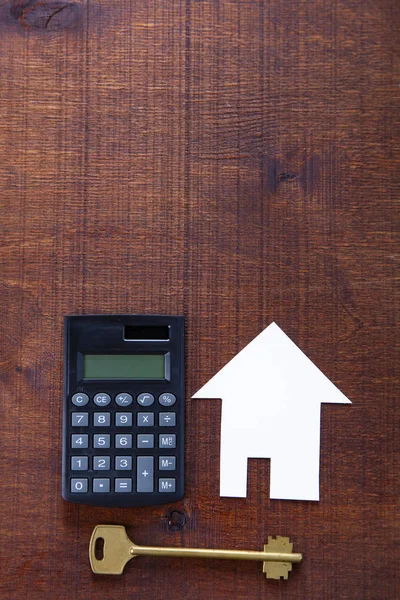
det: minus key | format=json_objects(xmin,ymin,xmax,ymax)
[{"xmin": 137, "ymin": 434, "xmax": 154, "ymax": 448}]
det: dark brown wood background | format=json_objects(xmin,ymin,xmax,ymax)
[{"xmin": 0, "ymin": 0, "xmax": 398, "ymax": 598}]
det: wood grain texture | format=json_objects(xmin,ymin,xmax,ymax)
[{"xmin": 0, "ymin": 0, "xmax": 399, "ymax": 598}]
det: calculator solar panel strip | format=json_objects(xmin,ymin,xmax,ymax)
[{"xmin": 62, "ymin": 315, "xmax": 184, "ymax": 507}]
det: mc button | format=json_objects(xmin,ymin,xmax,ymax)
[{"xmin": 159, "ymin": 434, "xmax": 176, "ymax": 449}]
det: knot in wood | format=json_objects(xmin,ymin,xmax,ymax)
[
  {"xmin": 11, "ymin": 0, "xmax": 81, "ymax": 31},
  {"xmin": 167, "ymin": 510, "xmax": 188, "ymax": 532}
]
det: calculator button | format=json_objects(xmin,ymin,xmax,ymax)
[
  {"xmin": 93, "ymin": 478, "xmax": 110, "ymax": 493},
  {"xmin": 137, "ymin": 393, "xmax": 155, "ymax": 407},
  {"xmin": 115, "ymin": 393, "xmax": 133, "ymax": 407},
  {"xmin": 137, "ymin": 457, "xmax": 154, "ymax": 492},
  {"xmin": 93, "ymin": 434, "xmax": 110, "ymax": 448},
  {"xmin": 137, "ymin": 434, "xmax": 154, "ymax": 448},
  {"xmin": 115, "ymin": 456, "xmax": 132, "ymax": 470},
  {"xmin": 115, "ymin": 478, "xmax": 132, "ymax": 493},
  {"xmin": 158, "ymin": 393, "xmax": 176, "ymax": 407},
  {"xmin": 71, "ymin": 456, "xmax": 89, "ymax": 471},
  {"xmin": 137, "ymin": 412, "xmax": 154, "ymax": 427},
  {"xmin": 71, "ymin": 434, "xmax": 89, "ymax": 448},
  {"xmin": 115, "ymin": 413, "xmax": 132, "ymax": 427},
  {"xmin": 93, "ymin": 393, "xmax": 111, "ymax": 407},
  {"xmin": 93, "ymin": 456, "xmax": 111, "ymax": 470},
  {"xmin": 93, "ymin": 412, "xmax": 111, "ymax": 427},
  {"xmin": 71, "ymin": 478, "xmax": 88, "ymax": 493},
  {"xmin": 71, "ymin": 412, "xmax": 88, "ymax": 427},
  {"xmin": 159, "ymin": 412, "xmax": 176, "ymax": 427},
  {"xmin": 159, "ymin": 478, "xmax": 176, "ymax": 493},
  {"xmin": 115, "ymin": 434, "xmax": 132, "ymax": 449},
  {"xmin": 71, "ymin": 393, "xmax": 89, "ymax": 407},
  {"xmin": 159, "ymin": 456, "xmax": 176, "ymax": 471},
  {"xmin": 159, "ymin": 434, "xmax": 176, "ymax": 448}
]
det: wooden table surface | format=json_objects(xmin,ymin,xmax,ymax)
[{"xmin": 0, "ymin": 0, "xmax": 399, "ymax": 598}]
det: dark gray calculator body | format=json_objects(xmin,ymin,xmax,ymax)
[{"xmin": 62, "ymin": 314, "xmax": 184, "ymax": 507}]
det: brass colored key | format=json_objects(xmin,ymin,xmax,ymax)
[{"xmin": 89, "ymin": 525, "xmax": 302, "ymax": 580}]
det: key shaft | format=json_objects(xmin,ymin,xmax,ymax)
[{"xmin": 131, "ymin": 544, "xmax": 302, "ymax": 563}]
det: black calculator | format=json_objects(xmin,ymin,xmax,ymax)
[{"xmin": 62, "ymin": 314, "xmax": 184, "ymax": 507}]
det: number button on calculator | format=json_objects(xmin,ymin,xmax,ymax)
[
  {"xmin": 94, "ymin": 434, "xmax": 111, "ymax": 448},
  {"xmin": 93, "ymin": 456, "xmax": 111, "ymax": 470},
  {"xmin": 71, "ymin": 478, "xmax": 88, "ymax": 493},
  {"xmin": 71, "ymin": 413, "xmax": 88, "ymax": 427},
  {"xmin": 71, "ymin": 434, "xmax": 89, "ymax": 448},
  {"xmin": 93, "ymin": 413, "xmax": 110, "ymax": 426},
  {"xmin": 71, "ymin": 456, "xmax": 89, "ymax": 471},
  {"xmin": 115, "ymin": 456, "xmax": 132, "ymax": 470},
  {"xmin": 116, "ymin": 434, "xmax": 132, "ymax": 448},
  {"xmin": 116, "ymin": 413, "xmax": 132, "ymax": 426}
]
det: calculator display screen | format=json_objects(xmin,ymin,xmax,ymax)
[{"xmin": 83, "ymin": 354, "xmax": 165, "ymax": 379}]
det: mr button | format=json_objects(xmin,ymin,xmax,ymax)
[{"xmin": 159, "ymin": 435, "xmax": 176, "ymax": 448}]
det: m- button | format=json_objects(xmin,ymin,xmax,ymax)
[{"xmin": 159, "ymin": 456, "xmax": 176, "ymax": 470}]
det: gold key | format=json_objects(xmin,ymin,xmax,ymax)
[{"xmin": 89, "ymin": 525, "xmax": 302, "ymax": 580}]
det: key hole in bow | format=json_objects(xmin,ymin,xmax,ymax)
[{"xmin": 95, "ymin": 537, "xmax": 104, "ymax": 561}]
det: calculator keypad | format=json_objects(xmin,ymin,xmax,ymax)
[{"xmin": 68, "ymin": 391, "xmax": 178, "ymax": 497}]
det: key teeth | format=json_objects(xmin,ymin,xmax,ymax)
[
  {"xmin": 266, "ymin": 535, "xmax": 293, "ymax": 552},
  {"xmin": 263, "ymin": 561, "xmax": 292, "ymax": 580},
  {"xmin": 263, "ymin": 537, "xmax": 294, "ymax": 580}
]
